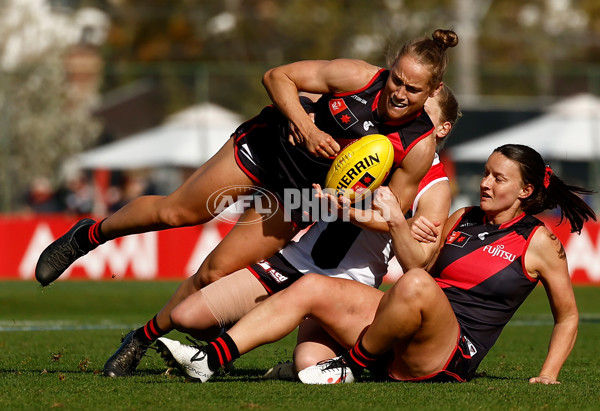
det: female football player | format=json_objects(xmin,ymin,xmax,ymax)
[{"xmin": 36, "ymin": 29, "xmax": 459, "ymax": 296}]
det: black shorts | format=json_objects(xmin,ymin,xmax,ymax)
[
  {"xmin": 371, "ymin": 327, "xmax": 474, "ymax": 383},
  {"xmin": 247, "ymin": 253, "xmax": 305, "ymax": 295},
  {"xmin": 233, "ymin": 106, "xmax": 332, "ymax": 229}
]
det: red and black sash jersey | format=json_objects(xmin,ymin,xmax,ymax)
[
  {"xmin": 312, "ymin": 69, "xmax": 434, "ymax": 168},
  {"xmin": 432, "ymin": 207, "xmax": 543, "ymax": 376},
  {"xmin": 233, "ymin": 69, "xmax": 434, "ymax": 227}
]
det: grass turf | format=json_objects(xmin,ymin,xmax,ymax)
[{"xmin": 0, "ymin": 281, "xmax": 599, "ymax": 410}]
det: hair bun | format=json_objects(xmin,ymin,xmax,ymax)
[{"xmin": 432, "ymin": 29, "xmax": 459, "ymax": 50}]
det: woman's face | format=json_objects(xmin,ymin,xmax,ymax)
[
  {"xmin": 378, "ymin": 55, "xmax": 437, "ymax": 122},
  {"xmin": 480, "ymin": 152, "xmax": 530, "ymax": 219}
]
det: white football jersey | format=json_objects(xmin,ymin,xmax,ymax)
[{"xmin": 280, "ymin": 154, "xmax": 448, "ymax": 288}]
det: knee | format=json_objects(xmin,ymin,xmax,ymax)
[
  {"xmin": 293, "ymin": 348, "xmax": 322, "ymax": 372},
  {"xmin": 288, "ymin": 274, "xmax": 329, "ymax": 303},
  {"xmin": 293, "ymin": 343, "xmax": 337, "ymax": 372},
  {"xmin": 387, "ymin": 269, "xmax": 436, "ymax": 302},
  {"xmin": 194, "ymin": 257, "xmax": 229, "ymax": 288},
  {"xmin": 156, "ymin": 206, "xmax": 186, "ymax": 228},
  {"xmin": 156, "ymin": 202, "xmax": 202, "ymax": 228},
  {"xmin": 169, "ymin": 304, "xmax": 193, "ymax": 332}
]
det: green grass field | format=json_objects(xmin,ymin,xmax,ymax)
[{"xmin": 1, "ymin": 281, "xmax": 599, "ymax": 410}]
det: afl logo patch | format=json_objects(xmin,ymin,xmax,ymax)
[
  {"xmin": 446, "ymin": 231, "xmax": 471, "ymax": 247},
  {"xmin": 329, "ymin": 99, "xmax": 358, "ymax": 130}
]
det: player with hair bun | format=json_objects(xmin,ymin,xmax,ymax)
[{"xmin": 37, "ymin": 30, "xmax": 459, "ymax": 375}]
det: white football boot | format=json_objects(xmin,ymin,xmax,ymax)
[
  {"xmin": 156, "ymin": 337, "xmax": 214, "ymax": 382},
  {"xmin": 297, "ymin": 356, "xmax": 355, "ymax": 384}
]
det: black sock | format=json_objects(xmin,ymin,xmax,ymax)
[
  {"xmin": 344, "ymin": 339, "xmax": 380, "ymax": 376},
  {"xmin": 133, "ymin": 315, "xmax": 164, "ymax": 344},
  {"xmin": 205, "ymin": 332, "xmax": 240, "ymax": 371},
  {"xmin": 74, "ymin": 219, "xmax": 108, "ymax": 252}
]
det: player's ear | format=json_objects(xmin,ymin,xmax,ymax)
[
  {"xmin": 518, "ymin": 183, "xmax": 534, "ymax": 199},
  {"xmin": 438, "ymin": 121, "xmax": 452, "ymax": 138},
  {"xmin": 429, "ymin": 81, "xmax": 443, "ymax": 98}
]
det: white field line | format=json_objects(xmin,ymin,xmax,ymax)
[
  {"xmin": 1, "ymin": 314, "xmax": 599, "ymax": 332},
  {"xmin": 0, "ymin": 320, "xmax": 139, "ymax": 332}
]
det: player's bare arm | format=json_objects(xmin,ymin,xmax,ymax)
[
  {"xmin": 386, "ymin": 138, "xmax": 434, "ymax": 215},
  {"xmin": 263, "ymin": 59, "xmax": 379, "ymax": 157},
  {"xmin": 525, "ymin": 226, "xmax": 578, "ymax": 384}
]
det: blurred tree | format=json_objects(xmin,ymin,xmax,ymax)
[
  {"xmin": 99, "ymin": 0, "xmax": 460, "ymax": 116},
  {"xmin": 479, "ymin": 0, "xmax": 598, "ymax": 97},
  {"xmin": 0, "ymin": 0, "xmax": 102, "ymax": 211}
]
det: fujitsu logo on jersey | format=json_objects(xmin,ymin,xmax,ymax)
[
  {"xmin": 483, "ymin": 244, "xmax": 516, "ymax": 262},
  {"xmin": 257, "ymin": 261, "xmax": 288, "ymax": 283}
]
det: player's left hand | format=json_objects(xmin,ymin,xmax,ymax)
[{"xmin": 313, "ymin": 184, "xmax": 350, "ymax": 216}]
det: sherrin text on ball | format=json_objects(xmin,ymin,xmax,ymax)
[{"xmin": 324, "ymin": 134, "xmax": 394, "ymax": 202}]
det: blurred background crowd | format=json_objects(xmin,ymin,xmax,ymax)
[{"xmin": 1, "ymin": 0, "xmax": 599, "ymax": 217}]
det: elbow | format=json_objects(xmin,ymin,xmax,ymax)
[{"xmin": 262, "ymin": 67, "xmax": 277, "ymax": 89}]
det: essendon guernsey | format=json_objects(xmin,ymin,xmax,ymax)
[{"xmin": 432, "ymin": 207, "xmax": 543, "ymax": 378}]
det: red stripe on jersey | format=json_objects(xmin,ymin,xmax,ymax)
[
  {"xmin": 418, "ymin": 161, "xmax": 446, "ymax": 191},
  {"xmin": 499, "ymin": 212, "xmax": 526, "ymax": 229},
  {"xmin": 386, "ymin": 127, "xmax": 434, "ymax": 167},
  {"xmin": 334, "ymin": 69, "xmax": 387, "ymax": 98},
  {"xmin": 436, "ymin": 232, "xmax": 527, "ymax": 290},
  {"xmin": 247, "ymin": 266, "xmax": 274, "ymax": 295}
]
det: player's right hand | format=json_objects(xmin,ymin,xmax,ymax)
[
  {"xmin": 410, "ymin": 216, "xmax": 440, "ymax": 243},
  {"xmin": 304, "ymin": 128, "xmax": 340, "ymax": 158}
]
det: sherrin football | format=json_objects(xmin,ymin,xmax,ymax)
[{"xmin": 324, "ymin": 134, "xmax": 394, "ymax": 202}]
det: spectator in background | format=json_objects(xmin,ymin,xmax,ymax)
[{"xmin": 24, "ymin": 176, "xmax": 62, "ymax": 213}]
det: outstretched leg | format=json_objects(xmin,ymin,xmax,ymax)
[
  {"xmin": 155, "ymin": 274, "xmax": 383, "ymax": 382},
  {"xmin": 149, "ymin": 199, "xmax": 300, "ymax": 335},
  {"xmin": 35, "ymin": 137, "xmax": 254, "ymax": 286},
  {"xmin": 100, "ymin": 137, "xmax": 253, "ymax": 237},
  {"xmin": 228, "ymin": 274, "xmax": 382, "ymax": 355}
]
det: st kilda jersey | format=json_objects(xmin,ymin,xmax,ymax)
[
  {"xmin": 233, "ymin": 69, "xmax": 434, "ymax": 227},
  {"xmin": 275, "ymin": 155, "xmax": 448, "ymax": 289},
  {"xmin": 432, "ymin": 207, "xmax": 544, "ymax": 377}
]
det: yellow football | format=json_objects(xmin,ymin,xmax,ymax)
[{"xmin": 324, "ymin": 134, "xmax": 394, "ymax": 202}]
